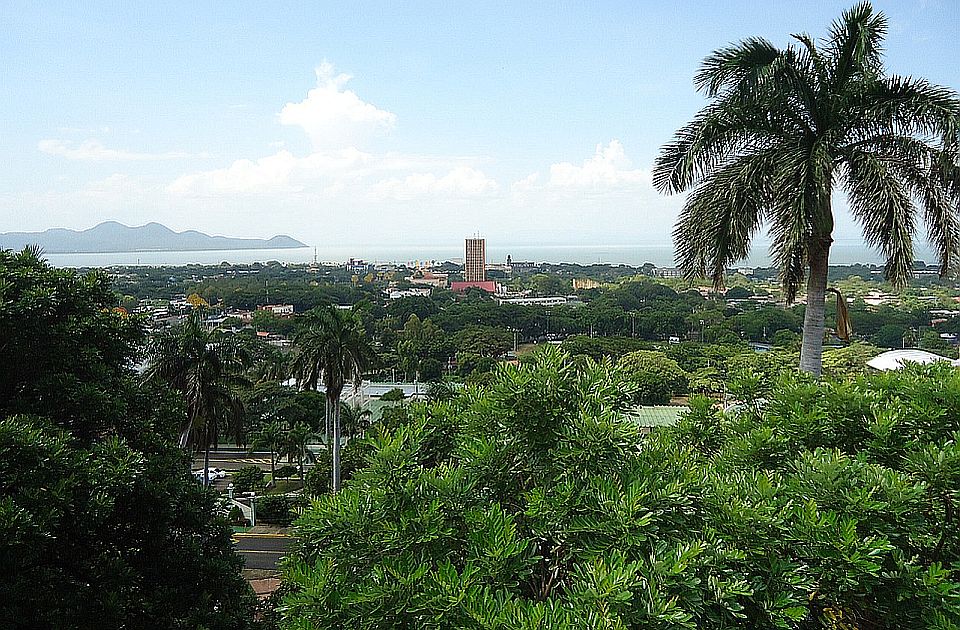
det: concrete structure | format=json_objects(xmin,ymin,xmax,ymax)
[
  {"xmin": 496, "ymin": 295, "xmax": 573, "ymax": 306},
  {"xmin": 656, "ymin": 267, "xmax": 683, "ymax": 278},
  {"xmin": 345, "ymin": 258, "xmax": 372, "ymax": 273},
  {"xmin": 465, "ymin": 238, "xmax": 486, "ymax": 282},
  {"xmin": 385, "ymin": 287, "xmax": 432, "ymax": 300},
  {"xmin": 573, "ymin": 278, "xmax": 601, "ymax": 290},
  {"xmin": 410, "ymin": 271, "xmax": 448, "ymax": 287},
  {"xmin": 866, "ymin": 349, "xmax": 960, "ymax": 371}
]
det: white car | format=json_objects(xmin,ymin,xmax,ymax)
[{"xmin": 192, "ymin": 468, "xmax": 227, "ymax": 482}]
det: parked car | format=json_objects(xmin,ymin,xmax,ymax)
[{"xmin": 192, "ymin": 467, "xmax": 226, "ymax": 482}]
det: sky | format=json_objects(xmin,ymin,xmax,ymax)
[{"xmin": 1, "ymin": 0, "xmax": 958, "ymax": 249}]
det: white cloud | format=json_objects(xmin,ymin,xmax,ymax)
[
  {"xmin": 512, "ymin": 140, "xmax": 651, "ymax": 195},
  {"xmin": 278, "ymin": 62, "xmax": 397, "ymax": 150},
  {"xmin": 167, "ymin": 148, "xmax": 497, "ymax": 203},
  {"xmin": 38, "ymin": 138, "xmax": 205, "ymax": 161},
  {"xmin": 369, "ymin": 166, "xmax": 499, "ymax": 201}
]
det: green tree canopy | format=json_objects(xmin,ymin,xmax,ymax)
[
  {"xmin": 0, "ymin": 249, "xmax": 256, "ymax": 628},
  {"xmin": 280, "ymin": 348, "xmax": 960, "ymax": 628},
  {"xmin": 618, "ymin": 349, "xmax": 690, "ymax": 404}
]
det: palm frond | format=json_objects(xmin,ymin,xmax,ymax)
[
  {"xmin": 672, "ymin": 148, "xmax": 786, "ymax": 287},
  {"xmin": 842, "ymin": 148, "xmax": 916, "ymax": 285},
  {"xmin": 694, "ymin": 37, "xmax": 780, "ymax": 97},
  {"xmin": 859, "ymin": 76, "xmax": 960, "ymax": 139},
  {"xmin": 826, "ymin": 1, "xmax": 886, "ymax": 86}
]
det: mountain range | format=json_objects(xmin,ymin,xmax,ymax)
[{"xmin": 0, "ymin": 222, "xmax": 306, "ymax": 253}]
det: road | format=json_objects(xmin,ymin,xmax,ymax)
[
  {"xmin": 192, "ymin": 447, "xmax": 309, "ymax": 490},
  {"xmin": 193, "ymin": 446, "xmax": 325, "ymax": 492},
  {"xmin": 234, "ymin": 533, "xmax": 292, "ymax": 570},
  {"xmin": 195, "ymin": 447, "xmax": 274, "ymax": 472}
]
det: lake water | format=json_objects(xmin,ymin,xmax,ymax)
[{"xmin": 45, "ymin": 239, "xmax": 937, "ymax": 269}]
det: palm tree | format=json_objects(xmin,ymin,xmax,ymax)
[
  {"xmin": 338, "ymin": 401, "xmax": 373, "ymax": 441},
  {"xmin": 250, "ymin": 419, "xmax": 285, "ymax": 486},
  {"xmin": 291, "ymin": 305, "xmax": 376, "ymax": 492},
  {"xmin": 654, "ymin": 2, "xmax": 960, "ymax": 375},
  {"xmin": 280, "ymin": 422, "xmax": 318, "ymax": 486},
  {"xmin": 145, "ymin": 309, "xmax": 251, "ymax": 486},
  {"xmin": 253, "ymin": 347, "xmax": 290, "ymax": 385}
]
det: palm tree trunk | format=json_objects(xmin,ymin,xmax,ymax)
[
  {"xmin": 299, "ymin": 446, "xmax": 305, "ymax": 486},
  {"xmin": 800, "ymin": 239, "xmax": 832, "ymax": 376},
  {"xmin": 203, "ymin": 424, "xmax": 211, "ymax": 487},
  {"xmin": 332, "ymin": 394, "xmax": 342, "ymax": 492},
  {"xmin": 270, "ymin": 450, "xmax": 276, "ymax": 488},
  {"xmin": 324, "ymin": 397, "xmax": 330, "ymax": 445}
]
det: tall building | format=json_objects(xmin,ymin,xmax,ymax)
[{"xmin": 464, "ymin": 238, "xmax": 486, "ymax": 282}]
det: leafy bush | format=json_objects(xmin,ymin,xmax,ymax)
[
  {"xmin": 232, "ymin": 465, "xmax": 265, "ymax": 493},
  {"xmin": 255, "ymin": 495, "xmax": 307, "ymax": 527},
  {"xmin": 380, "ymin": 387, "xmax": 406, "ymax": 401},
  {"xmin": 618, "ymin": 349, "xmax": 689, "ymax": 404},
  {"xmin": 302, "ymin": 450, "xmax": 332, "ymax": 496},
  {"xmin": 303, "ymin": 441, "xmax": 371, "ymax": 497},
  {"xmin": 419, "ymin": 357, "xmax": 443, "ymax": 381},
  {"xmin": 227, "ymin": 505, "xmax": 246, "ymax": 526},
  {"xmin": 273, "ymin": 465, "xmax": 297, "ymax": 479},
  {"xmin": 282, "ymin": 347, "xmax": 960, "ymax": 628}
]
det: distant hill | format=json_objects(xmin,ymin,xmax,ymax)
[{"xmin": 0, "ymin": 222, "xmax": 307, "ymax": 253}]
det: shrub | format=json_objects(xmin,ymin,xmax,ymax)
[
  {"xmin": 274, "ymin": 464, "xmax": 298, "ymax": 479},
  {"xmin": 380, "ymin": 387, "xmax": 406, "ymax": 401},
  {"xmin": 232, "ymin": 465, "xmax": 265, "ymax": 493},
  {"xmin": 227, "ymin": 505, "xmax": 247, "ymax": 526},
  {"xmin": 282, "ymin": 349, "xmax": 960, "ymax": 627},
  {"xmin": 303, "ymin": 441, "xmax": 370, "ymax": 497},
  {"xmin": 618, "ymin": 349, "xmax": 689, "ymax": 404},
  {"xmin": 256, "ymin": 495, "xmax": 307, "ymax": 527}
]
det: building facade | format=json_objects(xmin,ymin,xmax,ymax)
[{"xmin": 464, "ymin": 238, "xmax": 486, "ymax": 282}]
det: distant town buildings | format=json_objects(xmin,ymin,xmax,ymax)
[
  {"xmin": 257, "ymin": 304, "xmax": 294, "ymax": 317},
  {"xmin": 409, "ymin": 270, "xmax": 448, "ymax": 288},
  {"xmin": 496, "ymin": 295, "xmax": 576, "ymax": 306},
  {"xmin": 345, "ymin": 258, "xmax": 373, "ymax": 274},
  {"xmin": 655, "ymin": 267, "xmax": 683, "ymax": 279},
  {"xmin": 506, "ymin": 254, "xmax": 536, "ymax": 272},
  {"xmin": 572, "ymin": 278, "xmax": 602, "ymax": 290},
  {"xmin": 385, "ymin": 287, "xmax": 433, "ymax": 300}
]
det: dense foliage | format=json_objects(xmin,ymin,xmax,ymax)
[
  {"xmin": 281, "ymin": 347, "xmax": 960, "ymax": 628},
  {"xmin": 0, "ymin": 250, "xmax": 257, "ymax": 628}
]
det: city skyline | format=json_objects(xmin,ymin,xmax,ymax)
[{"xmin": 3, "ymin": 1, "xmax": 958, "ymax": 250}]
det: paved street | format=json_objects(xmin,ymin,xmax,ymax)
[
  {"xmin": 234, "ymin": 533, "xmax": 292, "ymax": 570},
  {"xmin": 194, "ymin": 447, "xmax": 274, "ymax": 472}
]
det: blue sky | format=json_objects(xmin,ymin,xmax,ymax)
[{"xmin": 1, "ymin": 0, "xmax": 957, "ymax": 248}]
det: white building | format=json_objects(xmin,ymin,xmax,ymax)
[{"xmin": 866, "ymin": 349, "xmax": 960, "ymax": 371}]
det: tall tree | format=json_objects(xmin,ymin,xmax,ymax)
[
  {"xmin": 654, "ymin": 2, "xmax": 960, "ymax": 374},
  {"xmin": 0, "ymin": 249, "xmax": 256, "ymax": 628},
  {"xmin": 145, "ymin": 309, "xmax": 251, "ymax": 486},
  {"xmin": 291, "ymin": 305, "xmax": 376, "ymax": 492},
  {"xmin": 338, "ymin": 400, "xmax": 373, "ymax": 441},
  {"xmin": 251, "ymin": 418, "xmax": 285, "ymax": 486}
]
